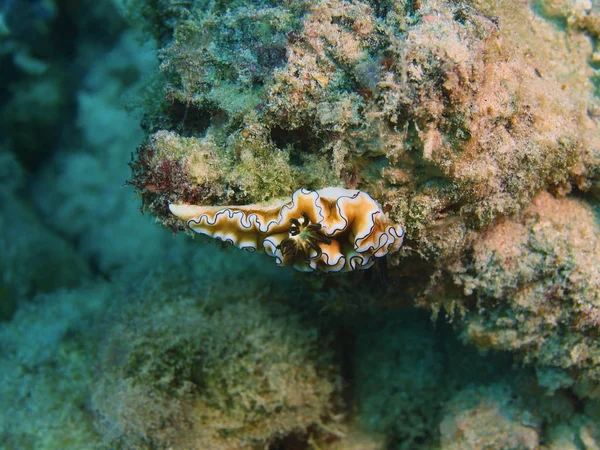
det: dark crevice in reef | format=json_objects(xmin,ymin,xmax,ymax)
[
  {"xmin": 167, "ymin": 99, "xmax": 213, "ymax": 137},
  {"xmin": 141, "ymin": 99, "xmax": 216, "ymax": 136},
  {"xmin": 268, "ymin": 429, "xmax": 311, "ymax": 449},
  {"xmin": 255, "ymin": 44, "xmax": 288, "ymax": 72},
  {"xmin": 335, "ymin": 324, "xmax": 358, "ymax": 414},
  {"xmin": 406, "ymin": 0, "xmax": 423, "ymax": 16},
  {"xmin": 368, "ymin": 0, "xmax": 423, "ymax": 19},
  {"xmin": 452, "ymin": 4, "xmax": 472, "ymax": 25},
  {"xmin": 270, "ymin": 125, "xmax": 323, "ymax": 165},
  {"xmin": 366, "ymin": 0, "xmax": 394, "ymax": 19}
]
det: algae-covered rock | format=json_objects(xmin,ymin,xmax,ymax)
[
  {"xmin": 92, "ymin": 276, "xmax": 343, "ymax": 449},
  {"xmin": 537, "ymin": 0, "xmax": 600, "ymax": 38},
  {"xmin": 122, "ymin": 0, "xmax": 600, "ymax": 423},
  {"xmin": 0, "ymin": 283, "xmax": 110, "ymax": 448},
  {"xmin": 352, "ymin": 310, "xmax": 521, "ymax": 449},
  {"xmin": 127, "ymin": 0, "xmax": 599, "ymax": 262},
  {"xmin": 421, "ymin": 192, "xmax": 600, "ymax": 397},
  {"xmin": 440, "ymin": 382, "xmax": 600, "ymax": 450},
  {"xmin": 439, "ymin": 383, "xmax": 540, "ymax": 450}
]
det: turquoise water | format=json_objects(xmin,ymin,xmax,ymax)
[{"xmin": 1, "ymin": 1, "xmax": 600, "ymax": 449}]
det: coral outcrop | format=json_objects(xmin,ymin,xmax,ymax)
[
  {"xmin": 128, "ymin": 0, "xmax": 599, "ymax": 260},
  {"xmin": 352, "ymin": 310, "xmax": 524, "ymax": 449},
  {"xmin": 439, "ymin": 384, "xmax": 540, "ymax": 450},
  {"xmin": 124, "ymin": 0, "xmax": 600, "ymax": 435},
  {"xmin": 421, "ymin": 192, "xmax": 600, "ymax": 397},
  {"xmin": 0, "ymin": 282, "xmax": 109, "ymax": 448},
  {"xmin": 0, "ymin": 151, "xmax": 92, "ymax": 321},
  {"xmin": 92, "ymin": 275, "xmax": 343, "ymax": 449}
]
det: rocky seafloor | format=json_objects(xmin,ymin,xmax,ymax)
[{"xmin": 1, "ymin": 0, "xmax": 600, "ymax": 449}]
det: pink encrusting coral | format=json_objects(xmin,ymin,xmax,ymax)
[{"xmin": 420, "ymin": 192, "xmax": 600, "ymax": 396}]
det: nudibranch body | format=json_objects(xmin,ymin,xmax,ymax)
[{"xmin": 169, "ymin": 188, "xmax": 404, "ymax": 273}]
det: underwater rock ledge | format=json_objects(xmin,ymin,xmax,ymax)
[
  {"xmin": 125, "ymin": 0, "xmax": 600, "ymax": 409},
  {"xmin": 128, "ymin": 0, "xmax": 599, "ymax": 261},
  {"xmin": 123, "ymin": 0, "xmax": 600, "ymax": 443}
]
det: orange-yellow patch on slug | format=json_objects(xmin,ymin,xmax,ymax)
[{"xmin": 169, "ymin": 187, "xmax": 404, "ymax": 273}]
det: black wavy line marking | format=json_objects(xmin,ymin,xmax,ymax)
[
  {"xmin": 392, "ymin": 225, "xmax": 405, "ymax": 239},
  {"xmin": 325, "ymin": 189, "xmax": 371, "ymax": 237},
  {"xmin": 373, "ymin": 231, "xmax": 389, "ymax": 253},
  {"xmin": 354, "ymin": 209, "xmax": 379, "ymax": 251},
  {"xmin": 328, "ymin": 196, "xmax": 350, "ymax": 236},
  {"xmin": 385, "ymin": 225, "xmax": 404, "ymax": 253},
  {"xmin": 186, "ymin": 206, "xmax": 279, "ymax": 237},
  {"xmin": 276, "ymin": 190, "xmax": 302, "ymax": 226},
  {"xmin": 262, "ymin": 235, "xmax": 282, "ymax": 263},
  {"xmin": 363, "ymin": 258, "xmax": 376, "ymax": 269},
  {"xmin": 257, "ymin": 210, "xmax": 279, "ymax": 233},
  {"xmin": 349, "ymin": 254, "xmax": 367, "ymax": 270},
  {"xmin": 388, "ymin": 226, "xmax": 402, "ymax": 245},
  {"xmin": 187, "ymin": 209, "xmax": 255, "ymax": 230},
  {"xmin": 262, "ymin": 236, "xmax": 281, "ymax": 254},
  {"xmin": 241, "ymin": 212, "xmax": 261, "ymax": 229},
  {"xmin": 186, "ymin": 210, "xmax": 264, "ymax": 251},
  {"xmin": 273, "ymin": 189, "xmax": 325, "ymax": 233},
  {"xmin": 318, "ymin": 245, "xmax": 345, "ymax": 267},
  {"xmin": 312, "ymin": 190, "xmax": 326, "ymax": 223},
  {"xmin": 324, "ymin": 256, "xmax": 347, "ymax": 273}
]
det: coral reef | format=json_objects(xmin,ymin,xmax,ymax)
[
  {"xmin": 352, "ymin": 310, "xmax": 521, "ymax": 449},
  {"xmin": 536, "ymin": 0, "xmax": 600, "ymax": 38},
  {"xmin": 128, "ymin": 0, "xmax": 599, "ymax": 260},
  {"xmin": 0, "ymin": 283, "xmax": 109, "ymax": 448},
  {"xmin": 0, "ymin": 0, "xmax": 126, "ymax": 169},
  {"xmin": 2, "ymin": 0, "xmax": 600, "ymax": 449},
  {"xmin": 121, "ymin": 1, "xmax": 600, "ymax": 445},
  {"xmin": 421, "ymin": 192, "xmax": 600, "ymax": 397},
  {"xmin": 439, "ymin": 383, "xmax": 540, "ymax": 450},
  {"xmin": 0, "ymin": 150, "xmax": 92, "ymax": 321},
  {"xmin": 93, "ymin": 274, "xmax": 343, "ymax": 449},
  {"xmin": 439, "ymin": 381, "xmax": 600, "ymax": 450},
  {"xmin": 125, "ymin": 0, "xmax": 600, "ymax": 407}
]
